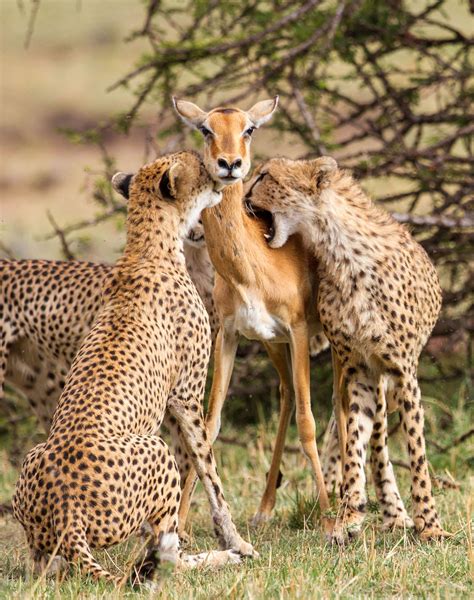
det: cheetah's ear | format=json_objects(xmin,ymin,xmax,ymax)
[
  {"xmin": 159, "ymin": 163, "xmax": 181, "ymax": 202},
  {"xmin": 311, "ymin": 156, "xmax": 337, "ymax": 188},
  {"xmin": 111, "ymin": 172, "xmax": 134, "ymax": 200}
]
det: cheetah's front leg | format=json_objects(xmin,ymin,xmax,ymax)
[
  {"xmin": 331, "ymin": 366, "xmax": 377, "ymax": 544},
  {"xmin": 169, "ymin": 399, "xmax": 256, "ymax": 558}
]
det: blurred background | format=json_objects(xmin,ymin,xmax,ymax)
[{"xmin": 1, "ymin": 0, "xmax": 472, "ymax": 435}]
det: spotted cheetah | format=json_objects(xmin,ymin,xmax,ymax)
[
  {"xmin": 0, "ymin": 226, "xmax": 345, "ymax": 507},
  {"xmin": 12, "ymin": 150, "xmax": 253, "ymax": 584},
  {"xmin": 1, "ymin": 225, "xmax": 216, "ymax": 484},
  {"xmin": 246, "ymin": 156, "xmax": 449, "ymax": 542}
]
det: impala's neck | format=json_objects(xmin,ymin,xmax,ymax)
[{"xmin": 201, "ymin": 181, "xmax": 259, "ymax": 286}]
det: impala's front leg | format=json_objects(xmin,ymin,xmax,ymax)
[
  {"xmin": 169, "ymin": 396, "xmax": 256, "ymax": 557},
  {"xmin": 252, "ymin": 342, "xmax": 294, "ymax": 525},
  {"xmin": 178, "ymin": 327, "xmax": 238, "ymax": 537},
  {"xmin": 290, "ymin": 324, "xmax": 332, "ymax": 534}
]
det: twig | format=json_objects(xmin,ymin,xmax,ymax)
[
  {"xmin": 391, "ymin": 212, "xmax": 474, "ymax": 229},
  {"xmin": 218, "ymin": 434, "xmax": 301, "ymax": 455},
  {"xmin": 24, "ymin": 0, "xmax": 41, "ymax": 49},
  {"xmin": 43, "ymin": 207, "xmax": 124, "ymax": 240},
  {"xmin": 391, "ymin": 460, "xmax": 460, "ymax": 489},
  {"xmin": 0, "ymin": 502, "xmax": 13, "ymax": 516},
  {"xmin": 0, "ymin": 241, "xmax": 15, "ymax": 259},
  {"xmin": 46, "ymin": 211, "xmax": 76, "ymax": 261},
  {"xmin": 438, "ymin": 428, "xmax": 474, "ymax": 452}
]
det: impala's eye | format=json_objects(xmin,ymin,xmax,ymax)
[
  {"xmin": 199, "ymin": 126, "xmax": 213, "ymax": 137},
  {"xmin": 244, "ymin": 126, "xmax": 256, "ymax": 137}
]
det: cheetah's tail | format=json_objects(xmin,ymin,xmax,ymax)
[{"xmin": 56, "ymin": 504, "xmax": 124, "ymax": 585}]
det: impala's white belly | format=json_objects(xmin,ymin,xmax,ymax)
[{"xmin": 226, "ymin": 296, "xmax": 289, "ymax": 342}]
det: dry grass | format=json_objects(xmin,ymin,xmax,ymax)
[{"xmin": 0, "ymin": 398, "xmax": 472, "ymax": 599}]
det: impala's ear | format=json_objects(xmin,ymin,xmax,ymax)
[
  {"xmin": 111, "ymin": 172, "xmax": 133, "ymax": 200},
  {"xmin": 246, "ymin": 96, "xmax": 279, "ymax": 127},
  {"xmin": 159, "ymin": 162, "xmax": 182, "ymax": 201},
  {"xmin": 172, "ymin": 97, "xmax": 207, "ymax": 129},
  {"xmin": 312, "ymin": 156, "xmax": 338, "ymax": 188}
]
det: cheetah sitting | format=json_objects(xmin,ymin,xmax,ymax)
[
  {"xmin": 0, "ymin": 225, "xmax": 216, "ymax": 483},
  {"xmin": 246, "ymin": 156, "xmax": 449, "ymax": 542},
  {"xmin": 12, "ymin": 150, "xmax": 253, "ymax": 585}
]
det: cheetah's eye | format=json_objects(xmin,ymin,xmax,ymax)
[{"xmin": 199, "ymin": 126, "xmax": 213, "ymax": 138}]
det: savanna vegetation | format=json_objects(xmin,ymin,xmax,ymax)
[{"xmin": 0, "ymin": 1, "xmax": 472, "ymax": 598}]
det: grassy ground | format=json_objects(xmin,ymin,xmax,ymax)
[
  {"xmin": 0, "ymin": 1, "xmax": 472, "ymax": 598},
  {"xmin": 0, "ymin": 386, "xmax": 472, "ymax": 599}
]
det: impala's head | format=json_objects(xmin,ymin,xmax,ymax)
[{"xmin": 173, "ymin": 96, "xmax": 278, "ymax": 187}]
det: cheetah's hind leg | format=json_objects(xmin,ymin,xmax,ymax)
[
  {"xmin": 30, "ymin": 549, "xmax": 68, "ymax": 579},
  {"xmin": 370, "ymin": 381, "xmax": 414, "ymax": 531}
]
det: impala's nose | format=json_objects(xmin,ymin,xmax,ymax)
[
  {"xmin": 217, "ymin": 158, "xmax": 243, "ymax": 179},
  {"xmin": 231, "ymin": 158, "xmax": 242, "ymax": 170},
  {"xmin": 217, "ymin": 158, "xmax": 230, "ymax": 170}
]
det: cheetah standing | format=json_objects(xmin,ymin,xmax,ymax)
[
  {"xmin": 246, "ymin": 156, "xmax": 449, "ymax": 542},
  {"xmin": 13, "ymin": 151, "xmax": 252, "ymax": 585}
]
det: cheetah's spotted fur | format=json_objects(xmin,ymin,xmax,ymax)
[
  {"xmin": 12, "ymin": 151, "xmax": 251, "ymax": 584},
  {"xmin": 247, "ymin": 156, "xmax": 448, "ymax": 542},
  {"xmin": 1, "ymin": 228, "xmax": 216, "ymax": 485}
]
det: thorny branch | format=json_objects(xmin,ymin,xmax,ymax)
[{"xmin": 50, "ymin": 0, "xmax": 473, "ymax": 341}]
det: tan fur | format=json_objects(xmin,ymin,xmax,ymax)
[
  {"xmin": 12, "ymin": 151, "xmax": 251, "ymax": 585},
  {"xmin": 247, "ymin": 156, "xmax": 448, "ymax": 542},
  {"xmin": 174, "ymin": 99, "xmax": 333, "ymax": 532}
]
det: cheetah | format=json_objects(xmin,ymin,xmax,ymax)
[
  {"xmin": 0, "ymin": 228, "xmax": 345, "ymax": 508},
  {"xmin": 0, "ymin": 225, "xmax": 217, "ymax": 483},
  {"xmin": 246, "ymin": 156, "xmax": 449, "ymax": 542},
  {"xmin": 12, "ymin": 150, "xmax": 253, "ymax": 585}
]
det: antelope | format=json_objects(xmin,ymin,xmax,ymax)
[{"xmin": 173, "ymin": 97, "xmax": 333, "ymax": 534}]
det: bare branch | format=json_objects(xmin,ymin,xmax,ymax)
[{"xmin": 46, "ymin": 211, "xmax": 76, "ymax": 261}]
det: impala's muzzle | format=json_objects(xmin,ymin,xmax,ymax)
[{"xmin": 216, "ymin": 157, "xmax": 243, "ymax": 183}]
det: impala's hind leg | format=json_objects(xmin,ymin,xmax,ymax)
[
  {"xmin": 252, "ymin": 342, "xmax": 293, "ymax": 526},
  {"xmin": 290, "ymin": 324, "xmax": 331, "ymax": 535}
]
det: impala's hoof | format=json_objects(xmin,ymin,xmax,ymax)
[{"xmin": 250, "ymin": 511, "xmax": 272, "ymax": 528}]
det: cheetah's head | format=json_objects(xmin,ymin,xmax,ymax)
[
  {"xmin": 112, "ymin": 151, "xmax": 222, "ymax": 238},
  {"xmin": 244, "ymin": 156, "xmax": 338, "ymax": 248}
]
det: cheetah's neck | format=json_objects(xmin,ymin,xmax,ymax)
[
  {"xmin": 124, "ymin": 203, "xmax": 185, "ymax": 264},
  {"xmin": 304, "ymin": 181, "xmax": 406, "ymax": 291}
]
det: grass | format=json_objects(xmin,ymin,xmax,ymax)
[
  {"xmin": 0, "ymin": 1, "xmax": 472, "ymax": 596},
  {"xmin": 0, "ymin": 389, "xmax": 472, "ymax": 599}
]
